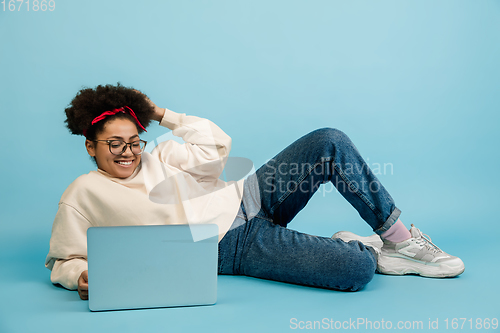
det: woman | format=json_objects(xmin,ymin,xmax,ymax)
[{"xmin": 45, "ymin": 83, "xmax": 464, "ymax": 300}]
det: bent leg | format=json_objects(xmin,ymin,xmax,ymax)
[{"xmin": 253, "ymin": 127, "xmax": 401, "ymax": 234}]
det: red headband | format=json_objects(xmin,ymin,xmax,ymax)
[{"xmin": 83, "ymin": 106, "xmax": 147, "ymax": 137}]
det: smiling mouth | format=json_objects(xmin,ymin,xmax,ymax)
[{"xmin": 115, "ymin": 160, "xmax": 133, "ymax": 166}]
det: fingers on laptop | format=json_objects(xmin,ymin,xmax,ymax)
[{"xmin": 78, "ymin": 270, "xmax": 89, "ymax": 300}]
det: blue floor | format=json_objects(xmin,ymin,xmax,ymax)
[{"xmin": 1, "ymin": 205, "xmax": 499, "ymax": 333}]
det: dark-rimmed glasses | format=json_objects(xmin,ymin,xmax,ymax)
[{"xmin": 93, "ymin": 139, "xmax": 147, "ymax": 156}]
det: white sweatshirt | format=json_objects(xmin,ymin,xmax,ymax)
[{"xmin": 45, "ymin": 108, "xmax": 246, "ymax": 290}]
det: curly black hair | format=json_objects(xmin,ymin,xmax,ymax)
[
  {"xmin": 64, "ymin": 82, "xmax": 155, "ymax": 141},
  {"xmin": 64, "ymin": 82, "xmax": 155, "ymax": 166}
]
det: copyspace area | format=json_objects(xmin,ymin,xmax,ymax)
[{"xmin": 1, "ymin": 1, "xmax": 499, "ymax": 332}]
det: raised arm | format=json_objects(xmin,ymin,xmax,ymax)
[{"xmin": 142, "ymin": 94, "xmax": 232, "ymax": 183}]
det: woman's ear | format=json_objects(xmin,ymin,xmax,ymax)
[{"xmin": 85, "ymin": 139, "xmax": 96, "ymax": 157}]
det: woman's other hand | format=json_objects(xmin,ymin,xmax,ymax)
[
  {"xmin": 78, "ymin": 270, "xmax": 89, "ymax": 300},
  {"xmin": 133, "ymin": 89, "xmax": 165, "ymax": 122}
]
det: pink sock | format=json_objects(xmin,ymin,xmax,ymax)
[{"xmin": 381, "ymin": 219, "xmax": 411, "ymax": 243}]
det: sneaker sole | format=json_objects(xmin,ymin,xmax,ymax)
[
  {"xmin": 331, "ymin": 231, "xmax": 383, "ymax": 250},
  {"xmin": 377, "ymin": 255, "xmax": 465, "ymax": 278}
]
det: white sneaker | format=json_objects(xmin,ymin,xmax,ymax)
[
  {"xmin": 378, "ymin": 224, "xmax": 465, "ymax": 278},
  {"xmin": 331, "ymin": 231, "xmax": 383, "ymax": 257}
]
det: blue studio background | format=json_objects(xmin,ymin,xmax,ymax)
[{"xmin": 1, "ymin": 1, "xmax": 499, "ymax": 332}]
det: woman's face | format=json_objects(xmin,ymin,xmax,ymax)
[{"xmin": 85, "ymin": 118, "xmax": 142, "ymax": 179}]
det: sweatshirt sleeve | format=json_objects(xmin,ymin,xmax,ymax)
[
  {"xmin": 45, "ymin": 202, "xmax": 92, "ymax": 290},
  {"xmin": 152, "ymin": 108, "xmax": 232, "ymax": 182}
]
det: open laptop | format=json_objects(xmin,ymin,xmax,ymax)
[{"xmin": 87, "ymin": 224, "xmax": 218, "ymax": 311}]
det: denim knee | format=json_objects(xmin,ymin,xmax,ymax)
[
  {"xmin": 312, "ymin": 127, "xmax": 349, "ymax": 141},
  {"xmin": 330, "ymin": 241, "xmax": 377, "ymax": 292},
  {"xmin": 310, "ymin": 127, "xmax": 354, "ymax": 153}
]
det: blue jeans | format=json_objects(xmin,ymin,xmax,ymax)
[{"xmin": 218, "ymin": 128, "xmax": 401, "ymax": 291}]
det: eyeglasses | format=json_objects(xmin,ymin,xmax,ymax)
[{"xmin": 93, "ymin": 139, "xmax": 148, "ymax": 156}]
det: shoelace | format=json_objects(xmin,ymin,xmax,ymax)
[{"xmin": 411, "ymin": 224, "xmax": 443, "ymax": 253}]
